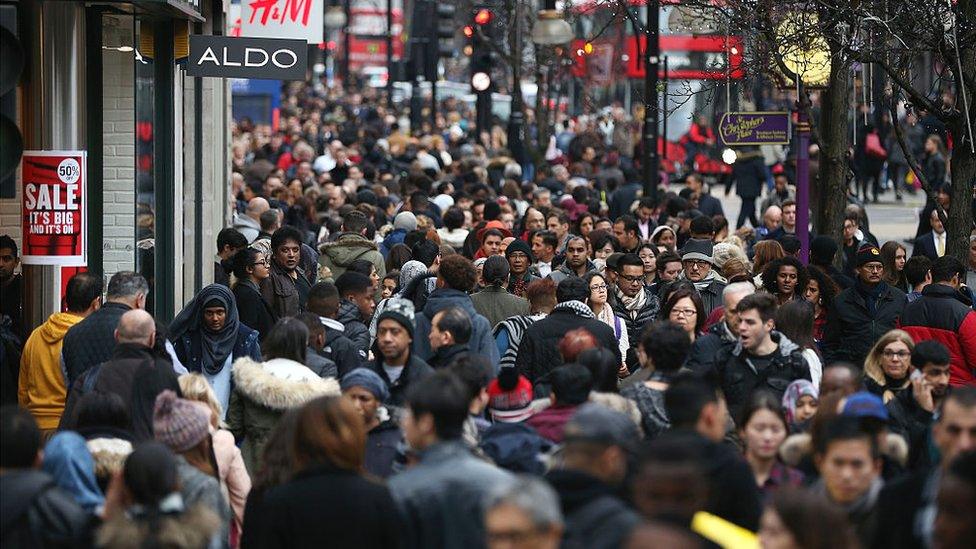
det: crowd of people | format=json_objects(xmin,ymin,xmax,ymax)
[{"xmin": 1, "ymin": 82, "xmax": 976, "ymax": 549}]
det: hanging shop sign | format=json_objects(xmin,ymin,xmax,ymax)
[
  {"xmin": 21, "ymin": 150, "xmax": 87, "ymax": 266},
  {"xmin": 187, "ymin": 35, "xmax": 307, "ymax": 80},
  {"xmin": 718, "ymin": 112, "xmax": 791, "ymax": 146},
  {"xmin": 240, "ymin": 0, "xmax": 323, "ymax": 43}
]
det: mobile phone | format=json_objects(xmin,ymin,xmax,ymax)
[{"xmin": 910, "ymin": 369, "xmax": 924, "ymax": 382}]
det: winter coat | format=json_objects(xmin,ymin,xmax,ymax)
[
  {"xmin": 885, "ymin": 389, "xmax": 936, "ymax": 473},
  {"xmin": 319, "ymin": 316, "xmax": 364, "ymax": 376},
  {"xmin": 685, "ymin": 321, "xmax": 738, "ymax": 377},
  {"xmin": 427, "ymin": 344, "xmax": 469, "ymax": 370},
  {"xmin": 246, "ymin": 465, "xmax": 403, "ymax": 549},
  {"xmin": 62, "ymin": 302, "xmax": 131, "ymax": 388},
  {"xmin": 609, "ymin": 289, "xmax": 661, "ymax": 370},
  {"xmin": 259, "ymin": 261, "xmax": 306, "ymax": 319},
  {"xmin": 172, "ymin": 324, "xmax": 262, "ymax": 375},
  {"xmin": 318, "ymin": 232, "xmax": 386, "ymax": 283},
  {"xmin": 731, "ymin": 155, "xmax": 766, "ymax": 199},
  {"xmin": 515, "ymin": 303, "xmax": 621, "ymax": 395},
  {"xmin": 175, "ymin": 455, "xmax": 231, "ymax": 545},
  {"xmin": 470, "ymin": 286, "xmax": 530, "ymax": 329},
  {"xmin": 869, "ymin": 471, "xmax": 930, "ymax": 549},
  {"xmin": 547, "ymin": 261, "xmax": 598, "ymax": 285},
  {"xmin": 366, "ymin": 354, "xmax": 434, "ymax": 408},
  {"xmin": 823, "ymin": 282, "xmax": 906, "ymax": 366},
  {"xmin": 18, "ymin": 312, "xmax": 84, "ymax": 430},
  {"xmin": 366, "ymin": 418, "xmax": 402, "ymax": 479},
  {"xmin": 413, "ymin": 289, "xmax": 500, "ymax": 369},
  {"xmin": 336, "ymin": 299, "xmax": 370, "ymax": 356},
  {"xmin": 97, "ymin": 502, "xmax": 220, "ymax": 549},
  {"xmin": 226, "ymin": 357, "xmax": 340, "ymax": 474},
  {"xmin": 60, "ymin": 343, "xmax": 181, "ymax": 441},
  {"xmin": 546, "ymin": 469, "xmax": 641, "ymax": 549},
  {"xmin": 0, "ymin": 470, "xmax": 91, "ymax": 547},
  {"xmin": 717, "ymin": 332, "xmax": 811, "ymax": 422},
  {"xmin": 380, "ymin": 228, "xmax": 408, "ymax": 258},
  {"xmin": 388, "ymin": 441, "xmax": 513, "ymax": 549},
  {"xmin": 900, "ymin": 283, "xmax": 976, "ymax": 387},
  {"xmin": 233, "ymin": 281, "xmax": 276, "ymax": 342},
  {"xmin": 525, "ymin": 404, "xmax": 578, "ymax": 443},
  {"xmin": 305, "ymin": 347, "xmax": 338, "ymax": 379}
]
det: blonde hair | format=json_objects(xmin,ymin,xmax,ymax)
[
  {"xmin": 863, "ymin": 329, "xmax": 916, "ymax": 403},
  {"xmin": 178, "ymin": 373, "xmax": 223, "ymax": 428}
]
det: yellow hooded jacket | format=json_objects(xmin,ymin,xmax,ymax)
[{"xmin": 18, "ymin": 312, "xmax": 85, "ymax": 430}]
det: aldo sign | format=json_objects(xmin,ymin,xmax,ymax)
[{"xmin": 187, "ymin": 35, "xmax": 307, "ymax": 80}]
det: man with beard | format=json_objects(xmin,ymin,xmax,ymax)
[
  {"xmin": 549, "ymin": 236, "xmax": 595, "ymax": 283},
  {"xmin": 612, "ymin": 215, "xmax": 641, "ymax": 254},
  {"xmin": 609, "ymin": 254, "xmax": 661, "ymax": 372},
  {"xmin": 0, "ymin": 235, "xmax": 24, "ymax": 345},
  {"xmin": 886, "ymin": 341, "xmax": 953, "ymax": 471},
  {"xmin": 261, "ymin": 226, "xmax": 310, "ymax": 318},
  {"xmin": 367, "ymin": 298, "xmax": 433, "ymax": 407}
]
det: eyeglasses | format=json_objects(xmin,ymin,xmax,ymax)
[
  {"xmin": 618, "ymin": 273, "xmax": 644, "ymax": 284},
  {"xmin": 670, "ymin": 308, "xmax": 698, "ymax": 317},
  {"xmin": 882, "ymin": 350, "xmax": 911, "ymax": 359},
  {"xmin": 508, "ymin": 252, "xmax": 528, "ymax": 260},
  {"xmin": 251, "ymin": 259, "xmax": 271, "ymax": 266},
  {"xmin": 683, "ymin": 259, "xmax": 710, "ymax": 269},
  {"xmin": 861, "ymin": 264, "xmax": 884, "ymax": 272},
  {"xmin": 590, "ymin": 284, "xmax": 608, "ymax": 291}
]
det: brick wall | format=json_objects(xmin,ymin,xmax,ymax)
[{"xmin": 101, "ymin": 48, "xmax": 136, "ymax": 277}]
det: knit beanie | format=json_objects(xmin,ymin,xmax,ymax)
[
  {"xmin": 394, "ymin": 211, "xmax": 418, "ymax": 232},
  {"xmin": 340, "ymin": 368, "xmax": 390, "ymax": 402},
  {"xmin": 153, "ymin": 390, "xmax": 211, "ymax": 453},
  {"xmin": 504, "ymin": 238, "xmax": 534, "ymax": 263},
  {"xmin": 855, "ymin": 244, "xmax": 883, "ymax": 267},
  {"xmin": 487, "ymin": 374, "xmax": 534, "ymax": 423},
  {"xmin": 376, "ymin": 297, "xmax": 416, "ymax": 339}
]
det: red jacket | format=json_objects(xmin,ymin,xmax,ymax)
[
  {"xmin": 900, "ymin": 284, "xmax": 976, "ymax": 386},
  {"xmin": 525, "ymin": 404, "xmax": 578, "ymax": 443}
]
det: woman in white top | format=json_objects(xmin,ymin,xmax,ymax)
[
  {"xmin": 584, "ymin": 271, "xmax": 629, "ymax": 375},
  {"xmin": 774, "ymin": 300, "xmax": 823, "ymax": 390}
]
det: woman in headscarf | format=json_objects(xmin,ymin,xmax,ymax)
[
  {"xmin": 170, "ymin": 284, "xmax": 262, "ymax": 418},
  {"xmin": 42, "ymin": 431, "xmax": 105, "ymax": 514},
  {"xmin": 368, "ymin": 260, "xmax": 429, "ymax": 345}
]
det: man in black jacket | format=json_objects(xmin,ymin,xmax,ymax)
[
  {"xmin": 886, "ymin": 341, "xmax": 952, "ymax": 472},
  {"xmin": 367, "ymin": 298, "xmax": 433, "ymax": 407},
  {"xmin": 685, "ymin": 281, "xmax": 754, "ymax": 377},
  {"xmin": 663, "ymin": 375, "xmax": 762, "ymax": 531},
  {"xmin": 0, "ymin": 406, "xmax": 89, "ymax": 547},
  {"xmin": 545, "ymin": 404, "xmax": 642, "ymax": 549},
  {"xmin": 515, "ymin": 278, "xmax": 621, "ymax": 394},
  {"xmin": 610, "ymin": 253, "xmax": 661, "ymax": 371},
  {"xmin": 824, "ymin": 244, "xmax": 907, "ymax": 367},
  {"xmin": 60, "ymin": 309, "xmax": 181, "ymax": 440},
  {"xmin": 335, "ymin": 271, "xmax": 375, "ymax": 357},
  {"xmin": 427, "ymin": 307, "xmax": 471, "ymax": 370},
  {"xmin": 214, "ymin": 227, "xmax": 247, "ymax": 287},
  {"xmin": 62, "ymin": 270, "xmax": 149, "ymax": 388},
  {"xmin": 719, "ymin": 293, "xmax": 810, "ymax": 421},
  {"xmin": 306, "ymin": 281, "xmax": 363, "ymax": 376}
]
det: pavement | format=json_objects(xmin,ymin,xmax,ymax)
[{"xmin": 695, "ymin": 182, "xmax": 925, "ymax": 251}]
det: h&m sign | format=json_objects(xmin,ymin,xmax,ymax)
[{"xmin": 187, "ymin": 35, "xmax": 307, "ymax": 80}]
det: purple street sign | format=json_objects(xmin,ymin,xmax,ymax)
[{"xmin": 718, "ymin": 112, "xmax": 791, "ymax": 146}]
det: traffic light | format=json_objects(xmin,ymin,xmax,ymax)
[
  {"xmin": 0, "ymin": 5, "xmax": 24, "ymax": 196},
  {"xmin": 435, "ymin": 5, "xmax": 456, "ymax": 59}
]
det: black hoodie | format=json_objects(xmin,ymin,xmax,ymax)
[{"xmin": 546, "ymin": 469, "xmax": 641, "ymax": 549}]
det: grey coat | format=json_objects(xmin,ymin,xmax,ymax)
[
  {"xmin": 470, "ymin": 286, "xmax": 530, "ymax": 328},
  {"xmin": 389, "ymin": 441, "xmax": 513, "ymax": 549}
]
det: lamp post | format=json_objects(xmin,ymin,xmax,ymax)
[
  {"xmin": 324, "ymin": 5, "xmax": 347, "ymax": 86},
  {"xmin": 796, "ymin": 87, "xmax": 811, "ymax": 263},
  {"xmin": 643, "ymin": 0, "xmax": 660, "ymax": 203}
]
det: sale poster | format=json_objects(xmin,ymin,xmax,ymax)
[{"xmin": 21, "ymin": 151, "xmax": 87, "ymax": 266}]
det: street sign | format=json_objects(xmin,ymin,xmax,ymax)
[
  {"xmin": 21, "ymin": 150, "xmax": 87, "ymax": 266},
  {"xmin": 718, "ymin": 112, "xmax": 791, "ymax": 146},
  {"xmin": 187, "ymin": 35, "xmax": 307, "ymax": 80},
  {"xmin": 240, "ymin": 0, "xmax": 323, "ymax": 43}
]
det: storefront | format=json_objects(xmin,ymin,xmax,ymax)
[{"xmin": 0, "ymin": 0, "xmax": 233, "ymax": 326}]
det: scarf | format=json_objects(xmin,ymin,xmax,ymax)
[
  {"xmin": 680, "ymin": 268, "xmax": 727, "ymax": 292},
  {"xmin": 42, "ymin": 432, "xmax": 105, "ymax": 512},
  {"xmin": 553, "ymin": 300, "xmax": 596, "ymax": 319},
  {"xmin": 594, "ymin": 303, "xmax": 618, "ymax": 331},
  {"xmin": 812, "ymin": 476, "xmax": 884, "ymax": 522},
  {"xmin": 856, "ymin": 280, "xmax": 886, "ymax": 316},
  {"xmin": 169, "ymin": 284, "xmax": 240, "ymax": 375},
  {"xmin": 612, "ymin": 284, "xmax": 648, "ymax": 317}
]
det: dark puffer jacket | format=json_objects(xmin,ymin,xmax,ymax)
[
  {"xmin": 823, "ymin": 282, "xmax": 906, "ymax": 366},
  {"xmin": 900, "ymin": 283, "xmax": 976, "ymax": 387},
  {"xmin": 413, "ymin": 288, "xmax": 500, "ymax": 368},
  {"xmin": 684, "ymin": 319, "xmax": 737, "ymax": 377},
  {"xmin": 336, "ymin": 299, "xmax": 370, "ymax": 356},
  {"xmin": 61, "ymin": 302, "xmax": 131, "ymax": 387},
  {"xmin": 717, "ymin": 332, "xmax": 810, "ymax": 422},
  {"xmin": 515, "ymin": 302, "xmax": 620, "ymax": 395},
  {"xmin": 546, "ymin": 469, "xmax": 641, "ymax": 549},
  {"xmin": 609, "ymin": 288, "xmax": 660, "ymax": 370},
  {"xmin": 0, "ymin": 470, "xmax": 90, "ymax": 547},
  {"xmin": 885, "ymin": 388, "xmax": 935, "ymax": 473}
]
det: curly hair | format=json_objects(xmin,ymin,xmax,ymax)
[
  {"xmin": 760, "ymin": 256, "xmax": 809, "ymax": 301},
  {"xmin": 804, "ymin": 265, "xmax": 840, "ymax": 309},
  {"xmin": 438, "ymin": 254, "xmax": 478, "ymax": 292}
]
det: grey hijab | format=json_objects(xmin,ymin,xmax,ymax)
[{"xmin": 169, "ymin": 284, "xmax": 240, "ymax": 375}]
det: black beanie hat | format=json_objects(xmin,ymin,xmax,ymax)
[{"xmin": 504, "ymin": 239, "xmax": 534, "ymax": 263}]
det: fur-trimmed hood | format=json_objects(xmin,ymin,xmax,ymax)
[
  {"xmin": 97, "ymin": 504, "xmax": 220, "ymax": 549},
  {"xmin": 231, "ymin": 357, "xmax": 340, "ymax": 410}
]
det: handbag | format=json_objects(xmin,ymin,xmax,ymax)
[{"xmin": 865, "ymin": 132, "xmax": 888, "ymax": 160}]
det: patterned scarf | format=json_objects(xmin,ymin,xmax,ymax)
[
  {"xmin": 612, "ymin": 284, "xmax": 648, "ymax": 317},
  {"xmin": 553, "ymin": 300, "xmax": 596, "ymax": 319}
]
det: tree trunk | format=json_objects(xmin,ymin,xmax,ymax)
[
  {"xmin": 947, "ymin": 117, "xmax": 975, "ymax": 259},
  {"xmin": 814, "ymin": 52, "xmax": 852, "ymax": 245}
]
